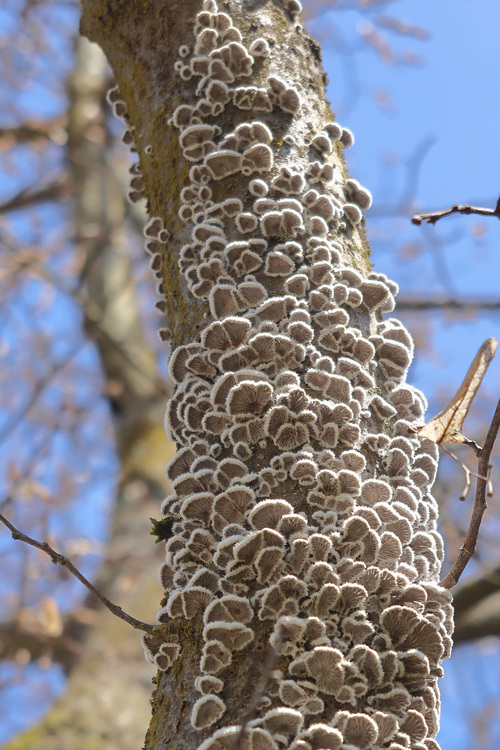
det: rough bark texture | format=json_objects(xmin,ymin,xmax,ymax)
[{"xmin": 79, "ymin": 2, "xmax": 454, "ymax": 750}]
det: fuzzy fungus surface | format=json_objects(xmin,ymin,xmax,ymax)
[{"xmin": 81, "ymin": 0, "xmax": 454, "ymax": 748}]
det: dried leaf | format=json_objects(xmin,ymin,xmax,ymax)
[{"xmin": 418, "ymin": 338, "xmax": 498, "ymax": 444}]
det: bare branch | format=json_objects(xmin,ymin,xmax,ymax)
[
  {"xmin": 453, "ymin": 564, "xmax": 500, "ymax": 642},
  {"xmin": 0, "ymin": 178, "xmax": 70, "ymax": 214},
  {"xmin": 0, "ymin": 117, "xmax": 67, "ymax": 148},
  {"xmin": 453, "ymin": 563, "xmax": 500, "ymax": 615},
  {"xmin": 0, "ymin": 512, "xmax": 156, "ymax": 634},
  {"xmin": 375, "ymin": 15, "xmax": 429, "ymax": 40},
  {"xmin": 440, "ymin": 398, "xmax": 500, "ymax": 589},
  {"xmin": 397, "ymin": 297, "xmax": 500, "ymax": 312},
  {"xmin": 454, "ymin": 608, "xmax": 500, "ymax": 643},
  {"xmin": 0, "ymin": 617, "xmax": 85, "ymax": 670},
  {"xmin": 412, "ymin": 196, "xmax": 500, "ymax": 226}
]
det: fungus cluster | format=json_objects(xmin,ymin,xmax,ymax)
[{"xmin": 108, "ymin": 0, "xmax": 454, "ymax": 747}]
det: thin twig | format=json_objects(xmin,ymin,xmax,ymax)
[
  {"xmin": 412, "ymin": 196, "xmax": 500, "ymax": 226},
  {"xmin": 0, "ymin": 512, "xmax": 156, "ymax": 634},
  {"xmin": 441, "ymin": 398, "xmax": 500, "ymax": 589},
  {"xmin": 437, "ymin": 443, "xmax": 489, "ymax": 501}
]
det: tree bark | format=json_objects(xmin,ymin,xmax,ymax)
[{"xmin": 79, "ymin": 2, "xmax": 454, "ymax": 749}]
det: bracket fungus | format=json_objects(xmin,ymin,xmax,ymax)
[{"xmin": 105, "ymin": 1, "xmax": 456, "ymax": 747}]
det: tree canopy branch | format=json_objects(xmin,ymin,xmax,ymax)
[{"xmin": 0, "ymin": 178, "xmax": 70, "ymax": 214}]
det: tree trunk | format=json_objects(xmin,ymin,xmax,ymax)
[{"xmin": 80, "ymin": 2, "xmax": 454, "ymax": 749}]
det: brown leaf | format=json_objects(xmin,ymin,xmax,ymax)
[{"xmin": 418, "ymin": 338, "xmax": 498, "ymax": 444}]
